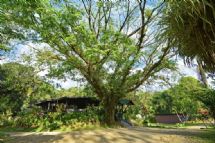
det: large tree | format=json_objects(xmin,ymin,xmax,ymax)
[{"xmin": 0, "ymin": 0, "xmax": 175, "ymax": 125}]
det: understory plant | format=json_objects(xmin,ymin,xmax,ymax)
[{"xmin": 0, "ymin": 106, "xmax": 102, "ymax": 131}]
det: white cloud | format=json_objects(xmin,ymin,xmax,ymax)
[{"xmin": 177, "ymin": 60, "xmax": 198, "ymax": 78}]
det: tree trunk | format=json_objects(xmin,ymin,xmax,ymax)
[
  {"xmin": 197, "ymin": 59, "xmax": 208, "ymax": 87},
  {"xmin": 103, "ymin": 96, "xmax": 118, "ymax": 126},
  {"xmin": 212, "ymin": 112, "xmax": 215, "ymax": 126}
]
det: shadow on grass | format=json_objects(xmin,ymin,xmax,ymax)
[
  {"xmin": 7, "ymin": 133, "xmax": 64, "ymax": 143},
  {"xmin": 5, "ymin": 128, "xmax": 162, "ymax": 143},
  {"xmin": 3, "ymin": 127, "xmax": 215, "ymax": 143}
]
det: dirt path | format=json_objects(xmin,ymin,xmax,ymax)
[{"xmin": 6, "ymin": 127, "xmax": 206, "ymax": 143}]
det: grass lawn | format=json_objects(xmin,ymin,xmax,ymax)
[
  {"xmin": 143, "ymin": 123, "xmax": 215, "ymax": 143},
  {"xmin": 145, "ymin": 122, "xmax": 214, "ymax": 129},
  {"xmin": 188, "ymin": 129, "xmax": 215, "ymax": 143},
  {"xmin": 0, "ymin": 127, "xmax": 37, "ymax": 132},
  {"xmin": 0, "ymin": 132, "xmax": 10, "ymax": 143}
]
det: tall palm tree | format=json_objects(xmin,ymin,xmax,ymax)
[
  {"xmin": 197, "ymin": 59, "xmax": 208, "ymax": 87},
  {"xmin": 161, "ymin": 0, "xmax": 215, "ymax": 72}
]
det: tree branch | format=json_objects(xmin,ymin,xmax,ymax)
[
  {"xmin": 127, "ymin": 0, "xmax": 165, "ymax": 38},
  {"xmin": 127, "ymin": 44, "xmax": 171, "ymax": 92}
]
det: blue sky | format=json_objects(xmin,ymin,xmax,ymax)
[{"xmin": 0, "ymin": 42, "xmax": 199, "ymax": 90}]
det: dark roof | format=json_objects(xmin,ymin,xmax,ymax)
[
  {"xmin": 35, "ymin": 97, "xmax": 134, "ymax": 110},
  {"xmin": 118, "ymin": 99, "xmax": 134, "ymax": 105},
  {"xmin": 35, "ymin": 96, "xmax": 100, "ymax": 109}
]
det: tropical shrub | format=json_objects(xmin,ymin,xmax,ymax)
[
  {"xmin": 0, "ymin": 110, "xmax": 13, "ymax": 127},
  {"xmin": 1, "ymin": 106, "xmax": 102, "ymax": 131}
]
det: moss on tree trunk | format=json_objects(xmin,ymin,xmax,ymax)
[{"xmin": 103, "ymin": 96, "xmax": 118, "ymax": 126}]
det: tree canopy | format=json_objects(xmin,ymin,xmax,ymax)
[
  {"xmin": 0, "ymin": 0, "xmax": 176, "ymax": 125},
  {"xmin": 0, "ymin": 62, "xmax": 55, "ymax": 114}
]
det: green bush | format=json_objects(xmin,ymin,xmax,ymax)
[
  {"xmin": 124, "ymin": 105, "xmax": 155, "ymax": 125},
  {"xmin": 0, "ymin": 106, "xmax": 102, "ymax": 131},
  {"xmin": 13, "ymin": 107, "xmax": 42, "ymax": 128},
  {"xmin": 0, "ymin": 110, "xmax": 13, "ymax": 127}
]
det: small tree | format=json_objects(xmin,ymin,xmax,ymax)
[
  {"xmin": 0, "ymin": 0, "xmax": 175, "ymax": 125},
  {"xmin": 152, "ymin": 77, "xmax": 204, "ymax": 118}
]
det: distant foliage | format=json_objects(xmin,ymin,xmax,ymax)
[
  {"xmin": 125, "ymin": 77, "xmax": 207, "ymax": 125},
  {"xmin": 152, "ymin": 77, "xmax": 204, "ymax": 117},
  {"xmin": 0, "ymin": 63, "xmax": 55, "ymax": 114},
  {"xmin": 125, "ymin": 92, "xmax": 156, "ymax": 125},
  {"xmin": 196, "ymin": 89, "xmax": 215, "ymax": 121}
]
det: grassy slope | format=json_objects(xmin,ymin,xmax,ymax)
[
  {"xmin": 188, "ymin": 129, "xmax": 215, "ymax": 143},
  {"xmin": 144, "ymin": 123, "xmax": 215, "ymax": 143}
]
